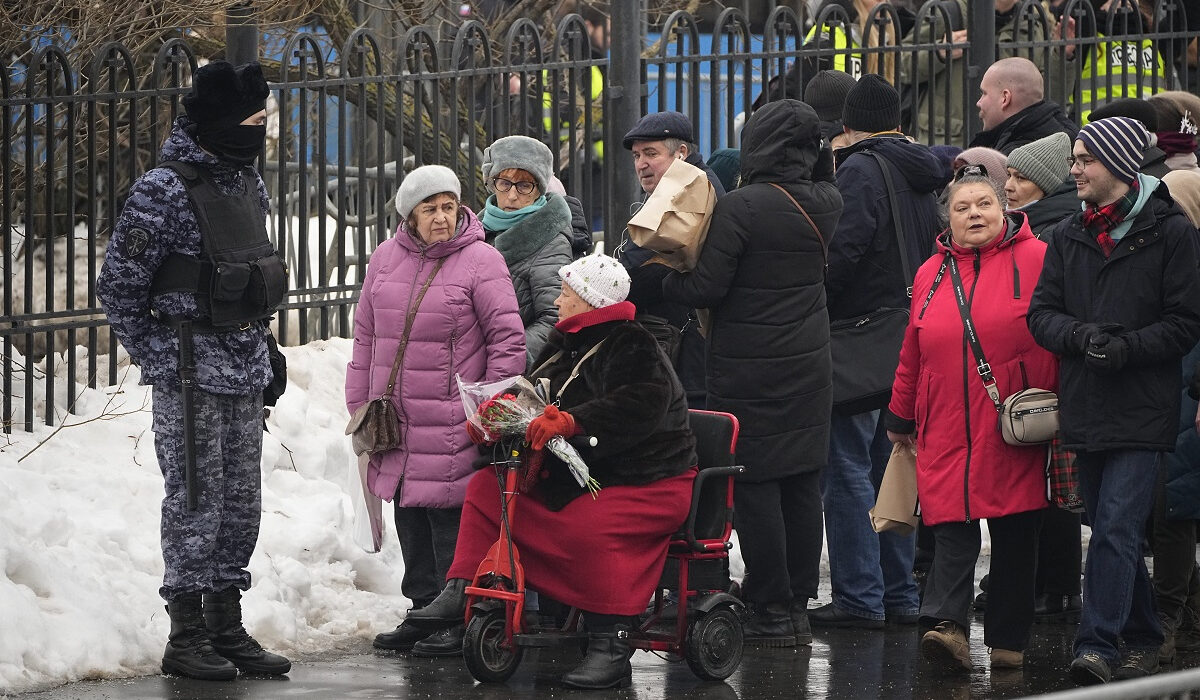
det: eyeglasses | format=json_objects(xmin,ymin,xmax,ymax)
[
  {"xmin": 953, "ymin": 163, "xmax": 988, "ymax": 181},
  {"xmin": 1068, "ymin": 154, "xmax": 1098, "ymax": 168},
  {"xmin": 491, "ymin": 177, "xmax": 538, "ymax": 195}
]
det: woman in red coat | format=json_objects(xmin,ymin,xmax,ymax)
[{"xmin": 885, "ymin": 167, "xmax": 1056, "ymax": 673}]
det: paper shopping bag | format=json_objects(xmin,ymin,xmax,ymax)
[
  {"xmin": 348, "ymin": 453, "xmax": 384, "ymax": 552},
  {"xmin": 870, "ymin": 442, "xmax": 920, "ymax": 535},
  {"xmin": 627, "ymin": 157, "xmax": 716, "ymax": 271}
]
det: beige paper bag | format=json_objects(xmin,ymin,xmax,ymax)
[
  {"xmin": 869, "ymin": 442, "xmax": 920, "ymax": 535},
  {"xmin": 627, "ymin": 157, "xmax": 717, "ymax": 272}
]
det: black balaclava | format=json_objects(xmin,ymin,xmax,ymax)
[{"xmin": 182, "ymin": 61, "xmax": 269, "ymax": 166}]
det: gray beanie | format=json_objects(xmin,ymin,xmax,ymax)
[
  {"xmin": 395, "ymin": 165, "xmax": 462, "ymax": 220},
  {"xmin": 482, "ymin": 135, "xmax": 553, "ymax": 192},
  {"xmin": 1006, "ymin": 132, "xmax": 1072, "ymax": 197}
]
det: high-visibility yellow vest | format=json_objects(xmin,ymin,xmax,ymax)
[
  {"xmin": 542, "ymin": 66, "xmax": 605, "ymax": 159},
  {"xmin": 804, "ymin": 23, "xmax": 863, "ymax": 80},
  {"xmin": 1076, "ymin": 35, "xmax": 1168, "ymax": 122}
]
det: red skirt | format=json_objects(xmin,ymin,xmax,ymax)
[{"xmin": 446, "ymin": 466, "xmax": 697, "ymax": 615}]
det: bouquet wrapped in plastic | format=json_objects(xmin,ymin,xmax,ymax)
[{"xmin": 457, "ymin": 375, "xmax": 600, "ymax": 497}]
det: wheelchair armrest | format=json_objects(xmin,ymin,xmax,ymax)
[{"xmin": 678, "ymin": 465, "xmax": 744, "ymax": 552}]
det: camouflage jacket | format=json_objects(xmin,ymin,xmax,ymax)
[{"xmin": 97, "ymin": 118, "xmax": 272, "ymax": 396}]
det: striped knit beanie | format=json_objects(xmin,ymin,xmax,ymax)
[{"xmin": 1076, "ymin": 117, "xmax": 1150, "ymax": 185}]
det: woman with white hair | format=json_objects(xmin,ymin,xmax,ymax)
[
  {"xmin": 407, "ymin": 254, "xmax": 698, "ymax": 690},
  {"xmin": 347, "ymin": 165, "xmax": 525, "ymax": 657}
]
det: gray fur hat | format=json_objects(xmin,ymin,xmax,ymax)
[
  {"xmin": 395, "ymin": 165, "xmax": 462, "ymax": 220},
  {"xmin": 482, "ymin": 135, "xmax": 553, "ymax": 192},
  {"xmin": 1006, "ymin": 132, "xmax": 1072, "ymax": 197}
]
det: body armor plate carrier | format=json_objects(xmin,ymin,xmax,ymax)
[{"xmin": 150, "ymin": 161, "xmax": 288, "ymax": 329}]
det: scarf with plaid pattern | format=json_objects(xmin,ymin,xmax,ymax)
[{"xmin": 1081, "ymin": 177, "xmax": 1140, "ymax": 257}]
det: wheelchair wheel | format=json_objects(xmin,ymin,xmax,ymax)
[
  {"xmin": 684, "ymin": 605, "xmax": 743, "ymax": 681},
  {"xmin": 463, "ymin": 608, "xmax": 524, "ymax": 683}
]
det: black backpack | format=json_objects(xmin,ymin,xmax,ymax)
[{"xmin": 636, "ymin": 313, "xmax": 682, "ymax": 365}]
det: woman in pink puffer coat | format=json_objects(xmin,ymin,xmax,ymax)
[{"xmin": 346, "ymin": 165, "xmax": 524, "ymax": 655}]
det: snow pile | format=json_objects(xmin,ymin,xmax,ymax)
[{"xmin": 0, "ymin": 338, "xmax": 409, "ymax": 695}]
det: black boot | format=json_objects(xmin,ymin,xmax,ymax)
[
  {"xmin": 742, "ymin": 602, "xmax": 795, "ymax": 647},
  {"xmin": 411, "ymin": 624, "xmax": 465, "ymax": 657},
  {"xmin": 162, "ymin": 593, "xmax": 237, "ymax": 681},
  {"xmin": 203, "ymin": 588, "xmax": 291, "ymax": 675},
  {"xmin": 407, "ymin": 579, "xmax": 468, "ymax": 628},
  {"xmin": 373, "ymin": 620, "xmax": 430, "ymax": 651},
  {"xmin": 561, "ymin": 624, "xmax": 634, "ymax": 689}
]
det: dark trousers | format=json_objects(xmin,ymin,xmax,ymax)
[
  {"xmin": 1035, "ymin": 507, "xmax": 1083, "ymax": 596},
  {"xmin": 393, "ymin": 504, "xmax": 462, "ymax": 609},
  {"xmin": 921, "ymin": 509, "xmax": 1043, "ymax": 651},
  {"xmin": 734, "ymin": 471, "xmax": 824, "ymax": 605},
  {"xmin": 1153, "ymin": 461, "xmax": 1199, "ymax": 627}
]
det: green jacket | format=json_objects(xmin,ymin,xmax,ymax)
[{"xmin": 900, "ymin": 0, "xmax": 1047, "ymax": 145}]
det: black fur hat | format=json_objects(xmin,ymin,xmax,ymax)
[{"xmin": 183, "ymin": 61, "xmax": 269, "ymax": 127}]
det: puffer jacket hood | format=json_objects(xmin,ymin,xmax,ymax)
[
  {"xmin": 740, "ymin": 99, "xmax": 827, "ymax": 186},
  {"xmin": 934, "ymin": 209, "xmax": 1034, "ymax": 255}
]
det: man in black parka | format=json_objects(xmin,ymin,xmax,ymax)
[
  {"xmin": 663, "ymin": 99, "xmax": 842, "ymax": 647},
  {"xmin": 1028, "ymin": 116, "xmax": 1200, "ymax": 686}
]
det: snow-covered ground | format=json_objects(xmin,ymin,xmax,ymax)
[{"xmin": 0, "ymin": 338, "xmax": 410, "ymax": 695}]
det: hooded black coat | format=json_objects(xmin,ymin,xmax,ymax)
[
  {"xmin": 968, "ymin": 100, "xmax": 1078, "ymax": 155},
  {"xmin": 1028, "ymin": 179, "xmax": 1200, "ymax": 451},
  {"xmin": 663, "ymin": 100, "xmax": 841, "ymax": 481},
  {"xmin": 827, "ymin": 134, "xmax": 943, "ymax": 321},
  {"xmin": 1021, "ymin": 179, "xmax": 1080, "ymax": 240}
]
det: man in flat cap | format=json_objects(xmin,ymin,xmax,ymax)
[
  {"xmin": 614, "ymin": 111, "xmax": 723, "ymax": 412},
  {"xmin": 97, "ymin": 60, "xmax": 291, "ymax": 681}
]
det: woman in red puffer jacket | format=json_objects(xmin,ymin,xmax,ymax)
[{"xmin": 885, "ymin": 167, "xmax": 1057, "ymax": 674}]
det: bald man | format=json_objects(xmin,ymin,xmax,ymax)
[{"xmin": 969, "ymin": 57, "xmax": 1078, "ymax": 154}]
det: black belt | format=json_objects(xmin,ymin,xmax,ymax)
[{"xmin": 154, "ymin": 311, "xmax": 252, "ymax": 334}]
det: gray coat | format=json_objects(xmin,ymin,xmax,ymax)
[{"xmin": 486, "ymin": 193, "xmax": 575, "ymax": 368}]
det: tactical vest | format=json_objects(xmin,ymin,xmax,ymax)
[
  {"xmin": 805, "ymin": 23, "xmax": 863, "ymax": 80},
  {"xmin": 150, "ymin": 161, "xmax": 289, "ymax": 329}
]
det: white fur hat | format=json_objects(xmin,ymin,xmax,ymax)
[
  {"xmin": 558, "ymin": 253, "xmax": 630, "ymax": 309},
  {"xmin": 395, "ymin": 165, "xmax": 462, "ymax": 220}
]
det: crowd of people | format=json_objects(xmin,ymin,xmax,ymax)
[{"xmin": 94, "ymin": 4, "xmax": 1200, "ymax": 690}]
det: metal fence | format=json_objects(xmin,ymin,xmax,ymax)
[{"xmin": 2, "ymin": 0, "xmax": 1199, "ymax": 431}]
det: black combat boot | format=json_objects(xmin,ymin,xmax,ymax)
[
  {"xmin": 742, "ymin": 601, "xmax": 796, "ymax": 647},
  {"xmin": 374, "ymin": 620, "xmax": 431, "ymax": 651},
  {"xmin": 202, "ymin": 588, "xmax": 291, "ymax": 675},
  {"xmin": 561, "ymin": 624, "xmax": 634, "ymax": 689},
  {"xmin": 407, "ymin": 578, "xmax": 468, "ymax": 627},
  {"xmin": 162, "ymin": 593, "xmax": 238, "ymax": 681},
  {"xmin": 411, "ymin": 624, "xmax": 466, "ymax": 657}
]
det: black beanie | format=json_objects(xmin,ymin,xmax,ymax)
[
  {"xmin": 183, "ymin": 61, "xmax": 270, "ymax": 127},
  {"xmin": 804, "ymin": 70, "xmax": 857, "ymax": 122},
  {"xmin": 1088, "ymin": 97, "xmax": 1160, "ymax": 132},
  {"xmin": 842, "ymin": 74, "xmax": 901, "ymax": 134}
]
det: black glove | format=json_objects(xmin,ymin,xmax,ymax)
[
  {"xmin": 1085, "ymin": 333, "xmax": 1130, "ymax": 375},
  {"xmin": 1071, "ymin": 322, "xmax": 1124, "ymax": 355}
]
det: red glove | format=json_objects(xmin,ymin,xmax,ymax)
[
  {"xmin": 525, "ymin": 404, "xmax": 578, "ymax": 450},
  {"xmin": 466, "ymin": 421, "xmax": 489, "ymax": 445}
]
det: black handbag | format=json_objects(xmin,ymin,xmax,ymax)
[
  {"xmin": 828, "ymin": 152, "xmax": 915, "ymax": 415},
  {"xmin": 830, "ymin": 307, "xmax": 911, "ymax": 415}
]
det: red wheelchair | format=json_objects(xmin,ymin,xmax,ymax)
[{"xmin": 460, "ymin": 409, "xmax": 746, "ymax": 683}]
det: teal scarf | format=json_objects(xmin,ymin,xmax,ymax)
[{"xmin": 482, "ymin": 194, "xmax": 547, "ymax": 232}]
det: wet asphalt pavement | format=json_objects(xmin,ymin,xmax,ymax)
[{"xmin": 14, "ymin": 615, "xmax": 1200, "ymax": 700}]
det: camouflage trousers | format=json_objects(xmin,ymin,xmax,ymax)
[{"xmin": 152, "ymin": 383, "xmax": 263, "ymax": 601}]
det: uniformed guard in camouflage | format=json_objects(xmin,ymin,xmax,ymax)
[{"xmin": 96, "ymin": 60, "xmax": 290, "ymax": 681}]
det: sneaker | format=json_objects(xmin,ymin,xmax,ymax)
[
  {"xmin": 1069, "ymin": 652, "xmax": 1111, "ymax": 685},
  {"xmin": 990, "ymin": 648, "xmax": 1024, "ymax": 669},
  {"xmin": 921, "ymin": 621, "xmax": 971, "ymax": 672},
  {"xmin": 808, "ymin": 602, "xmax": 884, "ymax": 629},
  {"xmin": 1114, "ymin": 648, "xmax": 1160, "ymax": 680}
]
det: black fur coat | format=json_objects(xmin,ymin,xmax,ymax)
[{"xmin": 528, "ymin": 319, "xmax": 696, "ymax": 510}]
